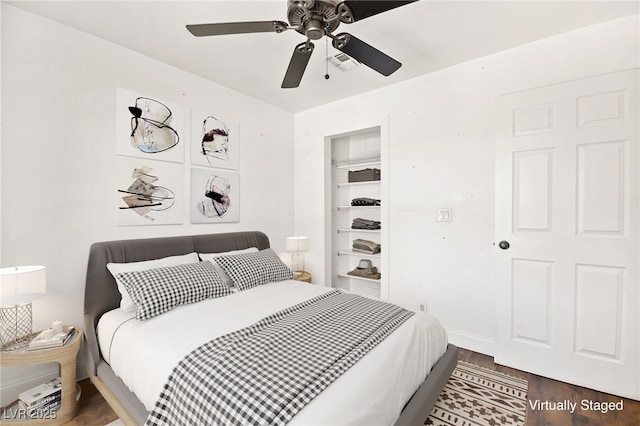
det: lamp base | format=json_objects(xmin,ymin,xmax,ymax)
[
  {"xmin": 0, "ymin": 303, "xmax": 33, "ymax": 352},
  {"xmin": 290, "ymin": 253, "xmax": 305, "ymax": 272}
]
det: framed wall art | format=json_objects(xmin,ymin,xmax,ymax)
[
  {"xmin": 190, "ymin": 110, "xmax": 239, "ymax": 170},
  {"xmin": 116, "ymin": 156, "xmax": 184, "ymax": 226},
  {"xmin": 116, "ymin": 88, "xmax": 185, "ymax": 163},
  {"xmin": 190, "ymin": 168, "xmax": 240, "ymax": 223}
]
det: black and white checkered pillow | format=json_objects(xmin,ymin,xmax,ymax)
[
  {"xmin": 116, "ymin": 260, "xmax": 232, "ymax": 320},
  {"xmin": 215, "ymin": 248, "xmax": 294, "ymax": 291}
]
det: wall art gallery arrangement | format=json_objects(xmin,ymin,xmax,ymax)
[{"xmin": 115, "ymin": 88, "xmax": 240, "ymax": 225}]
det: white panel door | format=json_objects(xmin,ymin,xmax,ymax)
[{"xmin": 495, "ymin": 69, "xmax": 639, "ymax": 399}]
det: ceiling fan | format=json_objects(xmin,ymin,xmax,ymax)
[{"xmin": 186, "ymin": 0, "xmax": 417, "ymax": 88}]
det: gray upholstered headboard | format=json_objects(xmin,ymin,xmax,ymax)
[{"xmin": 83, "ymin": 231, "xmax": 270, "ymax": 374}]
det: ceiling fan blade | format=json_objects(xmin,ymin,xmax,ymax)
[
  {"xmin": 282, "ymin": 42, "xmax": 315, "ymax": 88},
  {"xmin": 186, "ymin": 21, "xmax": 288, "ymax": 37},
  {"xmin": 338, "ymin": 1, "xmax": 417, "ymax": 23},
  {"xmin": 331, "ymin": 33, "xmax": 401, "ymax": 76}
]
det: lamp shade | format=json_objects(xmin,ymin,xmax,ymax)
[
  {"xmin": 286, "ymin": 236, "xmax": 310, "ymax": 253},
  {"xmin": 0, "ymin": 266, "xmax": 46, "ymax": 306}
]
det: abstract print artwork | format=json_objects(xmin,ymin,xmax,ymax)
[
  {"xmin": 191, "ymin": 111, "xmax": 239, "ymax": 170},
  {"xmin": 129, "ymin": 97, "xmax": 179, "ymax": 153},
  {"xmin": 116, "ymin": 88, "xmax": 185, "ymax": 163},
  {"xmin": 116, "ymin": 157, "xmax": 184, "ymax": 226},
  {"xmin": 190, "ymin": 168, "xmax": 239, "ymax": 223}
]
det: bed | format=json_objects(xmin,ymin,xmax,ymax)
[{"xmin": 84, "ymin": 231, "xmax": 457, "ymax": 425}]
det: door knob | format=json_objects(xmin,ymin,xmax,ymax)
[{"xmin": 498, "ymin": 240, "xmax": 510, "ymax": 250}]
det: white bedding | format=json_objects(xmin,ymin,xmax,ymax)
[{"xmin": 97, "ymin": 280, "xmax": 447, "ymax": 425}]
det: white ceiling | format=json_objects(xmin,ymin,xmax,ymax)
[{"xmin": 6, "ymin": 0, "xmax": 639, "ymax": 112}]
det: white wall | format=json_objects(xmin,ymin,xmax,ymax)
[
  {"xmin": 1, "ymin": 5, "xmax": 294, "ymax": 403},
  {"xmin": 294, "ymin": 15, "xmax": 639, "ymax": 354},
  {"xmin": 2, "ymin": 2, "xmax": 638, "ymax": 406}
]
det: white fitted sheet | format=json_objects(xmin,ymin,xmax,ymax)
[{"xmin": 97, "ymin": 280, "xmax": 447, "ymax": 425}]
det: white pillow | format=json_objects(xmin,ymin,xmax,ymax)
[
  {"xmin": 198, "ymin": 247, "xmax": 259, "ymax": 288},
  {"xmin": 107, "ymin": 252, "xmax": 200, "ymax": 311}
]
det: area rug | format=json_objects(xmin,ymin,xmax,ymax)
[{"xmin": 425, "ymin": 361, "xmax": 528, "ymax": 426}]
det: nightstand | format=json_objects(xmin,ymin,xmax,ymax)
[
  {"xmin": 0, "ymin": 327, "xmax": 82, "ymax": 425},
  {"xmin": 294, "ymin": 271, "xmax": 312, "ymax": 283}
]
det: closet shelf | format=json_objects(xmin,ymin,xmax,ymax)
[
  {"xmin": 338, "ymin": 274, "xmax": 381, "ymax": 283},
  {"xmin": 334, "ymin": 157, "xmax": 381, "ymax": 169},
  {"xmin": 337, "ymin": 228, "xmax": 381, "ymax": 234},
  {"xmin": 337, "ymin": 205, "xmax": 381, "ymax": 211},
  {"xmin": 337, "ymin": 250, "xmax": 381, "ymax": 258},
  {"xmin": 337, "ymin": 181, "xmax": 381, "ymax": 189}
]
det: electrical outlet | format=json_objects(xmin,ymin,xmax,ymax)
[{"xmin": 417, "ymin": 300, "xmax": 428, "ymax": 312}]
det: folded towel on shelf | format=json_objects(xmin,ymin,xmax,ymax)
[
  {"xmin": 347, "ymin": 266, "xmax": 381, "ymax": 280},
  {"xmin": 348, "ymin": 168, "xmax": 381, "ymax": 183},
  {"xmin": 351, "ymin": 218, "xmax": 381, "ymax": 230},
  {"xmin": 351, "ymin": 198, "xmax": 381, "ymax": 207},
  {"xmin": 351, "ymin": 224, "xmax": 380, "ymax": 230},
  {"xmin": 352, "ymin": 239, "xmax": 381, "ymax": 254},
  {"xmin": 347, "ymin": 258, "xmax": 381, "ymax": 280}
]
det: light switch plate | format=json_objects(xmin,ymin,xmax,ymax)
[{"xmin": 437, "ymin": 208, "xmax": 452, "ymax": 222}]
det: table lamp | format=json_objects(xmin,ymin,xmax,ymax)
[
  {"xmin": 0, "ymin": 266, "xmax": 46, "ymax": 352},
  {"xmin": 285, "ymin": 236, "xmax": 310, "ymax": 277}
]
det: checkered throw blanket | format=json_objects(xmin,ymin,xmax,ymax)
[{"xmin": 145, "ymin": 290, "xmax": 414, "ymax": 426}]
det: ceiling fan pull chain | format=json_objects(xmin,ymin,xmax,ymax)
[{"xmin": 325, "ymin": 37, "xmax": 330, "ymax": 80}]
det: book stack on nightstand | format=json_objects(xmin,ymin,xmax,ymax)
[
  {"xmin": 18, "ymin": 378, "xmax": 61, "ymax": 419},
  {"xmin": 28, "ymin": 326, "xmax": 75, "ymax": 351}
]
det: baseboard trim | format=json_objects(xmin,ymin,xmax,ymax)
[{"xmin": 446, "ymin": 328, "xmax": 494, "ymax": 357}]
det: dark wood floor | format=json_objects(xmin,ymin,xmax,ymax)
[
  {"xmin": 68, "ymin": 348, "xmax": 640, "ymax": 425},
  {"xmin": 458, "ymin": 348, "xmax": 640, "ymax": 426},
  {"xmin": 62, "ymin": 379, "xmax": 119, "ymax": 426}
]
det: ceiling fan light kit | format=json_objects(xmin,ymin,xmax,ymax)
[{"xmin": 186, "ymin": 0, "xmax": 418, "ymax": 88}]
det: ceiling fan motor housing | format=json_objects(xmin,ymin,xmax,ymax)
[
  {"xmin": 287, "ymin": 0, "xmax": 347, "ymax": 39},
  {"xmin": 304, "ymin": 19, "xmax": 325, "ymax": 40}
]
